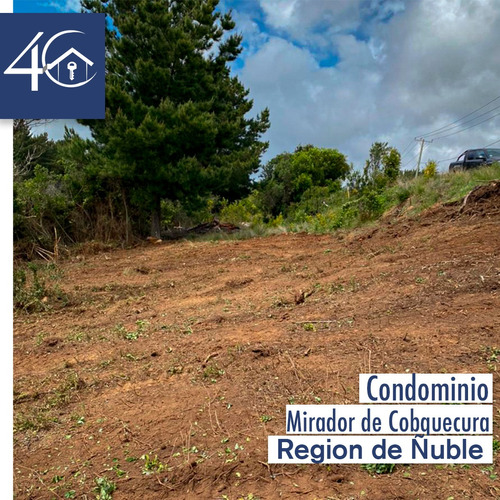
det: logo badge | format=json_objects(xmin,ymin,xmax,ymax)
[{"xmin": 0, "ymin": 14, "xmax": 105, "ymax": 118}]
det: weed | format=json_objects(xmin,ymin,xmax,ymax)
[
  {"xmin": 67, "ymin": 330, "xmax": 91, "ymax": 342},
  {"xmin": 481, "ymin": 464, "xmax": 498, "ymax": 480},
  {"xmin": 260, "ymin": 415, "xmax": 273, "ymax": 423},
  {"xmin": 485, "ymin": 347, "xmax": 500, "ymax": 363},
  {"xmin": 203, "ymin": 363, "xmax": 225, "ymax": 382},
  {"xmin": 141, "ymin": 454, "xmax": 166, "ymax": 475},
  {"xmin": 302, "ymin": 323, "xmax": 316, "ymax": 332},
  {"xmin": 361, "ymin": 463, "xmax": 395, "ymax": 475},
  {"xmin": 493, "ymin": 439, "xmax": 500, "ymax": 454},
  {"xmin": 94, "ymin": 476, "xmax": 116, "ymax": 499},
  {"xmin": 111, "ymin": 459, "xmax": 127, "ymax": 478},
  {"xmin": 14, "ymin": 262, "xmax": 67, "ymax": 312},
  {"xmin": 329, "ymin": 282, "xmax": 345, "ymax": 294},
  {"xmin": 115, "ymin": 320, "xmax": 149, "ymax": 341},
  {"xmin": 167, "ymin": 362, "xmax": 184, "ymax": 375},
  {"xmin": 71, "ymin": 414, "xmax": 85, "ymax": 425}
]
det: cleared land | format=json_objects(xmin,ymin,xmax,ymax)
[{"xmin": 14, "ymin": 183, "xmax": 500, "ymax": 499}]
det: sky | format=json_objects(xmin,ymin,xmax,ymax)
[{"xmin": 16, "ymin": 0, "xmax": 500, "ymax": 172}]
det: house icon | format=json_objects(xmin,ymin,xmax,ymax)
[{"xmin": 45, "ymin": 47, "xmax": 94, "ymax": 82}]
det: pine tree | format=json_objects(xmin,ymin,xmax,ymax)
[{"xmin": 81, "ymin": 0, "xmax": 269, "ymax": 237}]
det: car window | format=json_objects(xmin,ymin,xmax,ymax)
[{"xmin": 486, "ymin": 149, "xmax": 500, "ymax": 158}]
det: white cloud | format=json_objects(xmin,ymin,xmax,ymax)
[
  {"xmin": 236, "ymin": 0, "xmax": 500, "ymax": 170},
  {"xmin": 46, "ymin": 0, "xmax": 80, "ymax": 12},
  {"xmin": 39, "ymin": 0, "xmax": 500, "ymax": 173}
]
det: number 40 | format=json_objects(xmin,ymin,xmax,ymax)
[{"xmin": 4, "ymin": 32, "xmax": 45, "ymax": 91}]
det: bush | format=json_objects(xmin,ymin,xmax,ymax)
[
  {"xmin": 423, "ymin": 160, "xmax": 437, "ymax": 178},
  {"xmin": 14, "ymin": 262, "xmax": 67, "ymax": 312},
  {"xmin": 358, "ymin": 190, "xmax": 385, "ymax": 220},
  {"xmin": 219, "ymin": 193, "xmax": 263, "ymax": 225}
]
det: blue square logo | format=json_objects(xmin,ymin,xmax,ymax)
[{"xmin": 0, "ymin": 13, "xmax": 105, "ymax": 119}]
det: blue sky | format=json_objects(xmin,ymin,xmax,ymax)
[{"xmin": 16, "ymin": 0, "xmax": 500, "ymax": 170}]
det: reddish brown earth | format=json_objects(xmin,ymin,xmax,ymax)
[{"xmin": 14, "ymin": 186, "xmax": 500, "ymax": 499}]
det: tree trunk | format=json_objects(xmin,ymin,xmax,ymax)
[
  {"xmin": 150, "ymin": 195, "xmax": 161, "ymax": 239},
  {"xmin": 122, "ymin": 188, "xmax": 130, "ymax": 245}
]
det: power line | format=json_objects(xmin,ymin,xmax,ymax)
[
  {"xmin": 420, "ymin": 94, "xmax": 500, "ymax": 138},
  {"xmin": 403, "ymin": 147, "xmax": 426, "ymax": 169},
  {"xmin": 484, "ymin": 138, "xmax": 500, "ymax": 147},
  {"xmin": 436, "ymin": 156, "xmax": 457, "ymax": 164},
  {"xmin": 422, "ymin": 103, "xmax": 500, "ymax": 138},
  {"xmin": 431, "ymin": 110, "xmax": 500, "ymax": 141},
  {"xmin": 400, "ymin": 139, "xmax": 415, "ymax": 158}
]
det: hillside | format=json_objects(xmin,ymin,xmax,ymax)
[{"xmin": 14, "ymin": 181, "xmax": 500, "ymax": 499}]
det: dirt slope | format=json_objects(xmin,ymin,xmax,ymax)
[{"xmin": 14, "ymin": 184, "xmax": 500, "ymax": 499}]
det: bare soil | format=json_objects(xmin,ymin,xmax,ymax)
[{"xmin": 14, "ymin": 186, "xmax": 500, "ymax": 499}]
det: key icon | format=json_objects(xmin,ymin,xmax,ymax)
[{"xmin": 67, "ymin": 61, "xmax": 77, "ymax": 81}]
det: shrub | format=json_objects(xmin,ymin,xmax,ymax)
[
  {"xmin": 423, "ymin": 160, "xmax": 437, "ymax": 178},
  {"xmin": 14, "ymin": 262, "xmax": 67, "ymax": 312}
]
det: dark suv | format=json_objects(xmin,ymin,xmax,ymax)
[{"xmin": 449, "ymin": 148, "xmax": 500, "ymax": 171}]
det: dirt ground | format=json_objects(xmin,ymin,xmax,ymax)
[{"xmin": 14, "ymin": 185, "xmax": 500, "ymax": 499}]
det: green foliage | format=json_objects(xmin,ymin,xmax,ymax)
[
  {"xmin": 219, "ymin": 192, "xmax": 263, "ymax": 225},
  {"xmin": 363, "ymin": 142, "xmax": 401, "ymax": 189},
  {"xmin": 423, "ymin": 160, "xmax": 437, "ymax": 178},
  {"xmin": 14, "ymin": 125, "xmax": 133, "ymax": 251},
  {"xmin": 94, "ymin": 476, "xmax": 116, "ymax": 500},
  {"xmin": 383, "ymin": 148, "xmax": 402, "ymax": 181},
  {"xmin": 81, "ymin": 0, "xmax": 269, "ymax": 236},
  {"xmin": 225, "ymin": 159, "xmax": 500, "ymax": 237},
  {"xmin": 13, "ymin": 119, "xmax": 57, "ymax": 181},
  {"xmin": 358, "ymin": 190, "xmax": 385, "ymax": 220},
  {"xmin": 14, "ymin": 262, "xmax": 66, "ymax": 312},
  {"xmin": 141, "ymin": 454, "xmax": 166, "ymax": 475},
  {"xmin": 259, "ymin": 145, "xmax": 349, "ymax": 217},
  {"xmin": 364, "ymin": 141, "xmax": 390, "ymax": 180},
  {"xmin": 361, "ymin": 463, "xmax": 396, "ymax": 475},
  {"xmin": 14, "ymin": 165, "xmax": 71, "ymax": 247}
]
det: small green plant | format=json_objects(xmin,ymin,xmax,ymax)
[
  {"xmin": 115, "ymin": 320, "xmax": 149, "ymax": 341},
  {"xmin": 94, "ymin": 476, "xmax": 116, "ymax": 500},
  {"xmin": 361, "ymin": 463, "xmax": 395, "ymax": 475},
  {"xmin": 493, "ymin": 439, "xmax": 500, "ymax": 454},
  {"xmin": 481, "ymin": 464, "xmax": 498, "ymax": 480},
  {"xmin": 141, "ymin": 454, "xmax": 166, "ymax": 475},
  {"xmin": 485, "ymin": 347, "xmax": 500, "ymax": 363},
  {"xmin": 203, "ymin": 363, "xmax": 225, "ymax": 382},
  {"xmin": 302, "ymin": 322, "xmax": 315, "ymax": 332},
  {"xmin": 260, "ymin": 415, "xmax": 273, "ymax": 423},
  {"xmin": 111, "ymin": 459, "xmax": 127, "ymax": 478}
]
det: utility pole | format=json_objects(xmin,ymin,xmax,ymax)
[{"xmin": 415, "ymin": 137, "xmax": 433, "ymax": 177}]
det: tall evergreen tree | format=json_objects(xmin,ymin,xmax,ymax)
[{"xmin": 81, "ymin": 0, "xmax": 269, "ymax": 237}]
